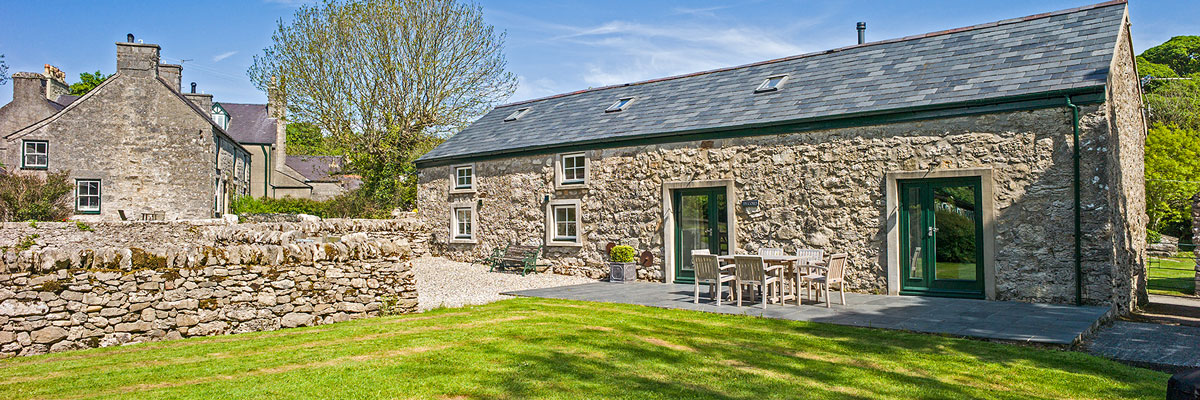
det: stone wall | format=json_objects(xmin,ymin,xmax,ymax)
[
  {"xmin": 0, "ymin": 217, "xmax": 428, "ymax": 357},
  {"xmin": 1193, "ymin": 194, "xmax": 1199, "ymax": 296},
  {"xmin": 418, "ymin": 103, "xmax": 1144, "ymax": 312}
]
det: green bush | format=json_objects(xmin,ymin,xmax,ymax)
[
  {"xmin": 230, "ymin": 189, "xmax": 393, "ymax": 219},
  {"xmin": 610, "ymin": 245, "xmax": 636, "ymax": 263},
  {"xmin": 1147, "ymin": 229, "xmax": 1163, "ymax": 244},
  {"xmin": 0, "ymin": 171, "xmax": 73, "ymax": 222}
]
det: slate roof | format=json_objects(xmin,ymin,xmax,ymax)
[
  {"xmin": 54, "ymin": 95, "xmax": 79, "ymax": 107},
  {"xmin": 285, "ymin": 155, "xmax": 345, "ymax": 182},
  {"xmin": 418, "ymin": 1, "xmax": 1127, "ymax": 166},
  {"xmin": 221, "ymin": 102, "xmax": 279, "ymax": 144}
]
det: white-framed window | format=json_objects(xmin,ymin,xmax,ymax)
[
  {"xmin": 454, "ymin": 207, "xmax": 472, "ymax": 239},
  {"xmin": 450, "ymin": 164, "xmax": 475, "ymax": 192},
  {"xmin": 562, "ymin": 153, "xmax": 585, "ymax": 184},
  {"xmin": 545, "ymin": 199, "xmax": 582, "ymax": 246},
  {"xmin": 76, "ymin": 179, "xmax": 101, "ymax": 214},
  {"xmin": 449, "ymin": 201, "xmax": 477, "ymax": 244},
  {"xmin": 504, "ymin": 107, "xmax": 531, "ymax": 121},
  {"xmin": 605, "ymin": 96, "xmax": 635, "ymax": 113},
  {"xmin": 756, "ymin": 74, "xmax": 789, "ymax": 92},
  {"xmin": 22, "ymin": 140, "xmax": 48, "ymax": 169}
]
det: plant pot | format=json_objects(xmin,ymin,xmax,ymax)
[{"xmin": 608, "ymin": 262, "xmax": 638, "ymax": 283}]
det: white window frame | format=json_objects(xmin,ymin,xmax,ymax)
[
  {"xmin": 449, "ymin": 201, "xmax": 477, "ymax": 244},
  {"xmin": 21, "ymin": 140, "xmax": 48, "ymax": 169},
  {"xmin": 755, "ymin": 74, "xmax": 789, "ymax": 93},
  {"xmin": 75, "ymin": 179, "xmax": 101, "ymax": 214},
  {"xmin": 545, "ymin": 199, "xmax": 582, "ymax": 247},
  {"xmin": 449, "ymin": 163, "xmax": 475, "ymax": 193},
  {"xmin": 504, "ymin": 107, "xmax": 531, "ymax": 121},
  {"xmin": 554, "ymin": 152, "xmax": 589, "ymax": 190},
  {"xmin": 605, "ymin": 96, "xmax": 636, "ymax": 113}
]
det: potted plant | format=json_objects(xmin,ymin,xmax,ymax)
[{"xmin": 608, "ymin": 245, "xmax": 638, "ymax": 283}]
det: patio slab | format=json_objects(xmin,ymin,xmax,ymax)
[{"xmin": 504, "ymin": 282, "xmax": 1111, "ymax": 346}]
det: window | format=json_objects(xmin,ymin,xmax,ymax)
[
  {"xmin": 545, "ymin": 199, "xmax": 582, "ymax": 246},
  {"xmin": 454, "ymin": 207, "xmax": 473, "ymax": 239},
  {"xmin": 561, "ymin": 153, "xmax": 586, "ymax": 184},
  {"xmin": 454, "ymin": 165, "xmax": 473, "ymax": 190},
  {"xmin": 756, "ymin": 74, "xmax": 789, "ymax": 92},
  {"xmin": 22, "ymin": 140, "xmax": 48, "ymax": 169},
  {"xmin": 504, "ymin": 107, "xmax": 531, "ymax": 121},
  {"xmin": 553, "ymin": 205, "xmax": 577, "ymax": 241},
  {"xmin": 76, "ymin": 179, "xmax": 101, "ymax": 214},
  {"xmin": 605, "ymin": 97, "xmax": 635, "ymax": 113}
]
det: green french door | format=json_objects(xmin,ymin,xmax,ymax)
[
  {"xmin": 899, "ymin": 177, "xmax": 985, "ymax": 298},
  {"xmin": 673, "ymin": 188, "xmax": 728, "ymax": 284}
]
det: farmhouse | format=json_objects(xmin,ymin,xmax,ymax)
[
  {"xmin": 0, "ymin": 37, "xmax": 251, "ymax": 220},
  {"xmin": 417, "ymin": 1, "xmax": 1146, "ymax": 311}
]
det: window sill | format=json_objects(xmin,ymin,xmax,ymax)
[
  {"xmin": 21, "ymin": 166, "xmax": 48, "ymax": 171},
  {"xmin": 450, "ymin": 237, "xmax": 477, "ymax": 244},
  {"xmin": 449, "ymin": 187, "xmax": 476, "ymax": 195},
  {"xmin": 554, "ymin": 182, "xmax": 589, "ymax": 191},
  {"xmin": 75, "ymin": 211, "xmax": 101, "ymax": 215},
  {"xmin": 547, "ymin": 240, "xmax": 582, "ymax": 248}
]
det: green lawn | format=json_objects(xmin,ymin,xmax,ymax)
[
  {"xmin": 0, "ymin": 298, "xmax": 1166, "ymax": 399},
  {"xmin": 1148, "ymin": 255, "xmax": 1196, "ymax": 297}
]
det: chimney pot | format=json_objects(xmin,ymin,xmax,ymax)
[
  {"xmin": 191, "ymin": 82, "xmax": 197, "ymax": 93},
  {"xmin": 127, "ymin": 33, "xmax": 134, "ymax": 43},
  {"xmin": 856, "ymin": 22, "xmax": 866, "ymax": 44}
]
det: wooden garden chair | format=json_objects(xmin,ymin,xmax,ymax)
[
  {"xmin": 803, "ymin": 253, "xmax": 848, "ymax": 308},
  {"xmin": 693, "ymin": 254, "xmax": 735, "ymax": 305},
  {"xmin": 734, "ymin": 255, "xmax": 780, "ymax": 309}
]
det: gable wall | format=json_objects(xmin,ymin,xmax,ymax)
[{"xmin": 418, "ymin": 104, "xmax": 1142, "ymax": 312}]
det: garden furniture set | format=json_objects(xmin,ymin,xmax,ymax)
[{"xmin": 694, "ymin": 248, "xmax": 848, "ymax": 308}]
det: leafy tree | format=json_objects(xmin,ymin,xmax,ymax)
[
  {"xmin": 1143, "ymin": 77, "xmax": 1200, "ymax": 130},
  {"xmin": 286, "ymin": 122, "xmax": 343, "ymax": 156},
  {"xmin": 1141, "ymin": 36, "xmax": 1200, "ymax": 77},
  {"xmin": 1144, "ymin": 124, "xmax": 1200, "ymax": 237},
  {"xmin": 249, "ymin": 0, "xmax": 516, "ymax": 210},
  {"xmin": 69, "ymin": 71, "xmax": 110, "ymax": 96}
]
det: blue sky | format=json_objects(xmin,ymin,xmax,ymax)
[{"xmin": 0, "ymin": 0, "xmax": 1195, "ymax": 106}]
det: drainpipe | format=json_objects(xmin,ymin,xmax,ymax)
[{"xmin": 1065, "ymin": 95, "xmax": 1082, "ymax": 306}]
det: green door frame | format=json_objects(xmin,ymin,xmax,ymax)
[
  {"xmin": 899, "ymin": 176, "xmax": 985, "ymax": 299},
  {"xmin": 672, "ymin": 187, "xmax": 727, "ymax": 284}
]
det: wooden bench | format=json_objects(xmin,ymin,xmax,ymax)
[{"xmin": 488, "ymin": 243, "xmax": 543, "ymax": 276}]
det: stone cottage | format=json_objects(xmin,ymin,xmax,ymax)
[
  {"xmin": 0, "ymin": 37, "xmax": 252, "ymax": 220},
  {"xmin": 416, "ymin": 1, "xmax": 1147, "ymax": 312}
]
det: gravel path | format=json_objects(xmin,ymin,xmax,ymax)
[{"xmin": 412, "ymin": 256, "xmax": 597, "ymax": 311}]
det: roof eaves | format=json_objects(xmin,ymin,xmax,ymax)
[{"xmin": 5, "ymin": 72, "xmax": 123, "ymax": 140}]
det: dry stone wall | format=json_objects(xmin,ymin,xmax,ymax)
[{"xmin": 0, "ymin": 218, "xmax": 427, "ymax": 358}]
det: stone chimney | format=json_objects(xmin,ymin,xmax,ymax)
[
  {"xmin": 158, "ymin": 64, "xmax": 182, "ymax": 92},
  {"xmin": 183, "ymin": 82, "xmax": 213, "ymax": 117},
  {"xmin": 115, "ymin": 40, "xmax": 160, "ymax": 79},
  {"xmin": 11, "ymin": 72, "xmax": 48, "ymax": 104},
  {"xmin": 267, "ymin": 77, "xmax": 287, "ymax": 171},
  {"xmin": 42, "ymin": 65, "xmax": 69, "ymax": 100}
]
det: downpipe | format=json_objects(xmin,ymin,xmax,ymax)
[{"xmin": 1065, "ymin": 96, "xmax": 1082, "ymax": 307}]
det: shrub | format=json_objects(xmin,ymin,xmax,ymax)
[
  {"xmin": 610, "ymin": 245, "xmax": 636, "ymax": 263},
  {"xmin": 324, "ymin": 190, "xmax": 391, "ymax": 219},
  {"xmin": 0, "ymin": 171, "xmax": 73, "ymax": 222},
  {"xmin": 1147, "ymin": 229, "xmax": 1163, "ymax": 244},
  {"xmin": 230, "ymin": 188, "xmax": 394, "ymax": 219}
]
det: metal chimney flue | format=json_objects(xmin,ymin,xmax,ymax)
[
  {"xmin": 856, "ymin": 22, "xmax": 866, "ymax": 44},
  {"xmin": 126, "ymin": 33, "xmax": 134, "ymax": 43},
  {"xmin": 190, "ymin": 82, "xmax": 197, "ymax": 93}
]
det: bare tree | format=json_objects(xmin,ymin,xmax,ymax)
[
  {"xmin": 249, "ymin": 0, "xmax": 516, "ymax": 208},
  {"xmin": 0, "ymin": 54, "xmax": 8, "ymax": 86}
]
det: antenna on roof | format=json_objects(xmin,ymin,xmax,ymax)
[{"xmin": 857, "ymin": 22, "xmax": 866, "ymax": 44}]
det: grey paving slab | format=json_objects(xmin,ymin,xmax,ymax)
[
  {"xmin": 1087, "ymin": 321, "xmax": 1200, "ymax": 371},
  {"xmin": 505, "ymin": 282, "xmax": 1109, "ymax": 345}
]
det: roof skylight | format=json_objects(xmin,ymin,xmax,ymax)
[
  {"xmin": 755, "ymin": 74, "xmax": 789, "ymax": 92},
  {"xmin": 504, "ymin": 107, "xmax": 531, "ymax": 121},
  {"xmin": 605, "ymin": 97, "xmax": 635, "ymax": 113}
]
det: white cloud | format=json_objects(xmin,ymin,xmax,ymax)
[
  {"xmin": 212, "ymin": 51, "xmax": 238, "ymax": 63},
  {"xmin": 511, "ymin": 75, "xmax": 561, "ymax": 102}
]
